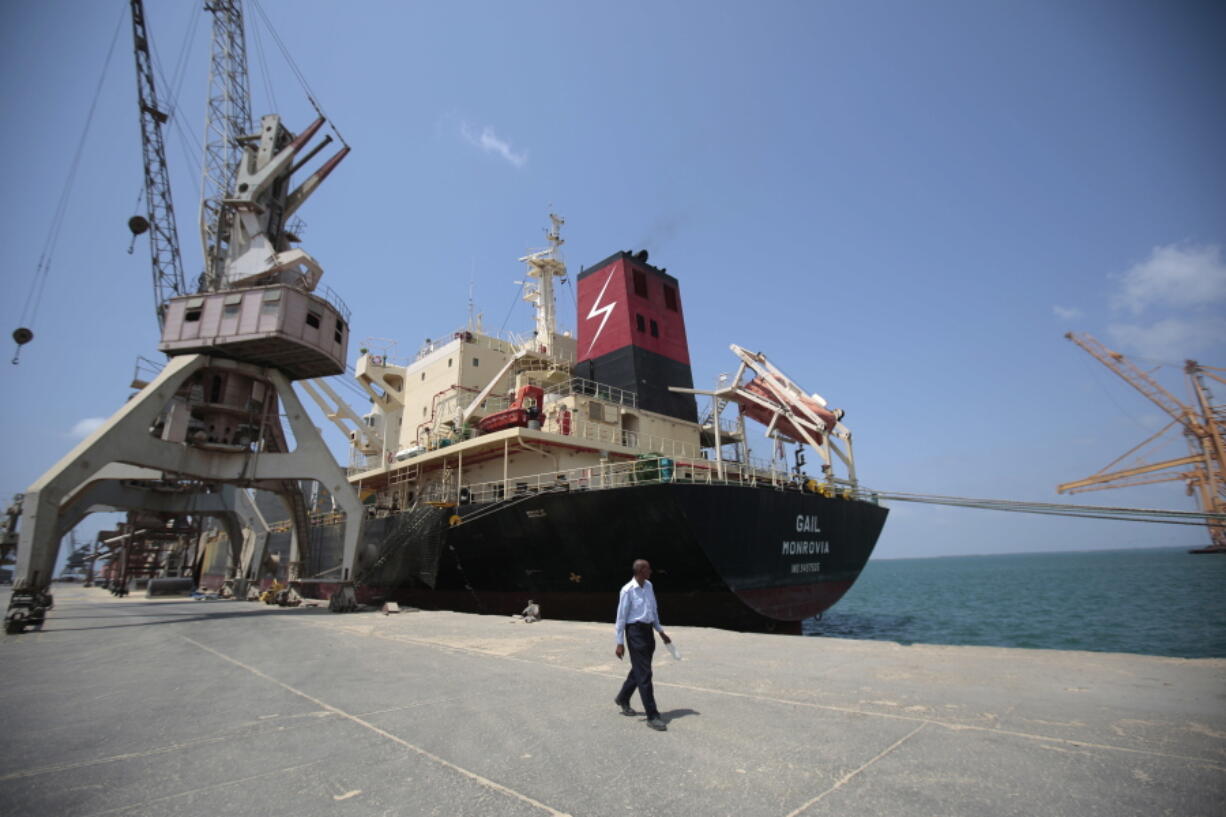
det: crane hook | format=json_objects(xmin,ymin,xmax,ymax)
[
  {"xmin": 11, "ymin": 327, "xmax": 33, "ymax": 365},
  {"xmin": 127, "ymin": 215, "xmax": 149, "ymax": 255}
]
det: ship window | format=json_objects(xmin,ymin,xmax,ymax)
[
  {"xmin": 334, "ymin": 318, "xmax": 345, "ymax": 344},
  {"xmin": 663, "ymin": 285, "xmax": 678, "ymax": 311},
  {"xmin": 448, "ymin": 358, "xmax": 453, "ymax": 367},
  {"xmin": 185, "ymin": 308, "xmax": 202, "ymax": 322},
  {"xmin": 306, "ymin": 312, "xmax": 321, "ymax": 329},
  {"xmin": 421, "ymin": 371, "xmax": 426, "ymax": 380},
  {"xmin": 650, "ymin": 319, "xmax": 659, "ymax": 338},
  {"xmin": 223, "ymin": 303, "xmax": 240, "ymax": 318},
  {"xmin": 636, "ymin": 313, "xmax": 646, "ymax": 333},
  {"xmin": 473, "ymin": 357, "xmax": 479, "ymax": 367},
  {"xmin": 633, "ymin": 269, "xmax": 648, "ymax": 298}
]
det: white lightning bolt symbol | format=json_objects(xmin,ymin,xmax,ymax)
[{"xmin": 584, "ymin": 270, "xmax": 618, "ymax": 358}]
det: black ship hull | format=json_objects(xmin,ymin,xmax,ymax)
[{"xmin": 289, "ymin": 482, "xmax": 888, "ymax": 633}]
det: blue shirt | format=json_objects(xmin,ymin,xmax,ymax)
[{"xmin": 615, "ymin": 578, "xmax": 663, "ymax": 645}]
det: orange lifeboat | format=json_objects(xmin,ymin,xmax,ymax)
[
  {"xmin": 476, "ymin": 385, "xmax": 544, "ymax": 434},
  {"xmin": 735, "ymin": 377, "xmax": 839, "ymax": 444}
]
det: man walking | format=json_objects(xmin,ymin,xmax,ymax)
[{"xmin": 614, "ymin": 558, "xmax": 671, "ymax": 731}]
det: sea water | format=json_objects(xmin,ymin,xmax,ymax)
[{"xmin": 803, "ymin": 547, "xmax": 1226, "ymax": 659}]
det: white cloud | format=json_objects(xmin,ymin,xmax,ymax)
[
  {"xmin": 1107, "ymin": 316, "xmax": 1226, "ymax": 361},
  {"xmin": 69, "ymin": 417, "xmax": 105, "ymax": 439},
  {"xmin": 1103, "ymin": 242, "xmax": 1226, "ymax": 360},
  {"xmin": 460, "ymin": 123, "xmax": 527, "ymax": 168},
  {"xmin": 1052, "ymin": 305, "xmax": 1083, "ymax": 320},
  {"xmin": 1111, "ymin": 243, "xmax": 1226, "ymax": 315}
]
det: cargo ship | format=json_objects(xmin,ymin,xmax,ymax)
[{"xmin": 237, "ymin": 216, "xmax": 888, "ymax": 632}]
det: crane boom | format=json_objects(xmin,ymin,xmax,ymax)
[
  {"xmin": 199, "ymin": 0, "xmax": 252, "ymax": 293},
  {"xmin": 129, "ymin": 0, "xmax": 188, "ymax": 325},
  {"xmin": 1064, "ymin": 332, "xmax": 1195, "ymax": 432},
  {"xmin": 1056, "ymin": 454, "xmax": 1203, "ymax": 494}
]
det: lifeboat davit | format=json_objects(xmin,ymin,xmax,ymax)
[
  {"xmin": 477, "ymin": 385, "xmax": 544, "ymax": 434},
  {"xmin": 735, "ymin": 377, "xmax": 839, "ymax": 444}
]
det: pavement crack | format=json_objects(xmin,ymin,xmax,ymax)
[
  {"xmin": 783, "ymin": 722, "xmax": 927, "ymax": 817},
  {"xmin": 180, "ymin": 635, "xmax": 573, "ymax": 817},
  {"xmin": 0, "ymin": 715, "xmax": 337, "ymax": 782},
  {"xmin": 77, "ymin": 759, "xmax": 325, "ymax": 817}
]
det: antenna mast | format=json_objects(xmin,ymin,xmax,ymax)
[
  {"xmin": 520, "ymin": 214, "xmax": 566, "ymax": 354},
  {"xmin": 199, "ymin": 0, "xmax": 252, "ymax": 293},
  {"xmin": 129, "ymin": 0, "xmax": 188, "ymax": 325}
]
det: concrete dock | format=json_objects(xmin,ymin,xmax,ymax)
[{"xmin": 1, "ymin": 585, "xmax": 1222, "ymax": 817}]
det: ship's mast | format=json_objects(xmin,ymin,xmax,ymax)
[
  {"xmin": 520, "ymin": 214, "xmax": 566, "ymax": 355},
  {"xmin": 199, "ymin": 0, "xmax": 252, "ymax": 293}
]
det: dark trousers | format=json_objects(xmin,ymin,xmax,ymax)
[{"xmin": 617, "ymin": 622, "xmax": 658, "ymax": 718}]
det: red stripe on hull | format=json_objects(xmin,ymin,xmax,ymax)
[{"xmin": 733, "ymin": 581, "xmax": 854, "ymax": 622}]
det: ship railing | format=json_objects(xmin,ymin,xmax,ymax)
[
  {"xmin": 545, "ymin": 378, "xmax": 638, "ymax": 409},
  {"xmin": 413, "ymin": 329, "xmax": 483, "ymax": 361},
  {"xmin": 266, "ymin": 510, "xmax": 346, "ymax": 534},
  {"xmin": 410, "ymin": 328, "xmax": 582, "ymax": 363},
  {"xmin": 498, "ymin": 331, "xmax": 578, "ymax": 364},
  {"xmin": 457, "ymin": 454, "xmax": 873, "ymax": 508},
  {"xmin": 703, "ymin": 416, "xmax": 740, "ymax": 436},
  {"xmin": 554, "ymin": 418, "xmax": 700, "ymax": 459},
  {"xmin": 345, "ymin": 412, "xmax": 700, "ymax": 476},
  {"xmin": 348, "ymin": 450, "xmax": 386, "ymax": 475}
]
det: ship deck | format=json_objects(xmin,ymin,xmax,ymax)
[{"xmin": 2, "ymin": 585, "xmax": 1222, "ymax": 817}]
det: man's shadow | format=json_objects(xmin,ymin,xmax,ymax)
[{"xmin": 660, "ymin": 708, "xmax": 700, "ymax": 723}]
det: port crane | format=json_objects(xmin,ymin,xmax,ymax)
[
  {"xmin": 1057, "ymin": 332, "xmax": 1225, "ymax": 552},
  {"xmin": 6, "ymin": 0, "xmax": 361, "ymax": 633}
]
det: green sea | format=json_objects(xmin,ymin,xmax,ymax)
[{"xmin": 803, "ymin": 547, "xmax": 1226, "ymax": 659}]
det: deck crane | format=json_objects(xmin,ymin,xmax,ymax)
[{"xmin": 1057, "ymin": 332, "xmax": 1225, "ymax": 552}]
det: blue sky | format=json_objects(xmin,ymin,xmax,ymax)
[{"xmin": 1, "ymin": 0, "xmax": 1223, "ymax": 563}]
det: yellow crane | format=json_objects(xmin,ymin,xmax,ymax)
[{"xmin": 1058, "ymin": 333, "xmax": 1225, "ymax": 552}]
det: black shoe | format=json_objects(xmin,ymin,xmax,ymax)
[
  {"xmin": 615, "ymin": 698, "xmax": 635, "ymax": 716},
  {"xmin": 646, "ymin": 717, "xmax": 667, "ymax": 731}
]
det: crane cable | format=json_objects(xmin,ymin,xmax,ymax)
[
  {"xmin": 12, "ymin": 2, "xmax": 127, "ymax": 365},
  {"xmin": 248, "ymin": 5, "xmax": 279, "ymax": 115},
  {"xmin": 865, "ymin": 489, "xmax": 1225, "ymax": 527},
  {"xmin": 247, "ymin": 0, "xmax": 348, "ymax": 147}
]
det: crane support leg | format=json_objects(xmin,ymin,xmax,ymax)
[{"xmin": 6, "ymin": 354, "xmax": 364, "ymax": 633}]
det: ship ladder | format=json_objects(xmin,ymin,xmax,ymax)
[{"xmin": 355, "ymin": 504, "xmax": 448, "ymax": 588}]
